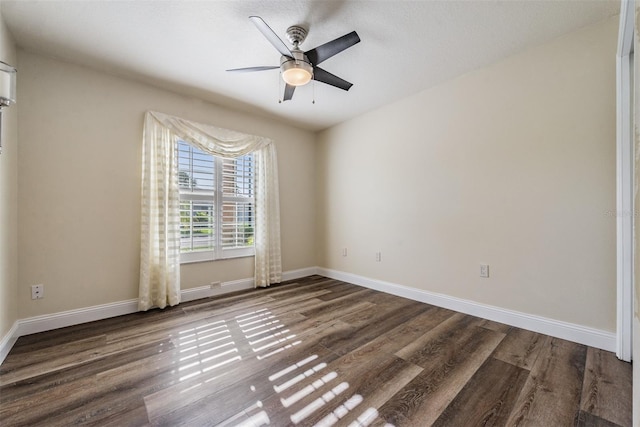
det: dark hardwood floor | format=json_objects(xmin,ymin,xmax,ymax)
[{"xmin": 0, "ymin": 275, "xmax": 632, "ymax": 426}]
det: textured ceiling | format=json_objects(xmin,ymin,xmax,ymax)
[{"xmin": 1, "ymin": 0, "xmax": 620, "ymax": 131}]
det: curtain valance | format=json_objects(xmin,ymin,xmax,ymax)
[{"xmin": 148, "ymin": 111, "xmax": 272, "ymax": 158}]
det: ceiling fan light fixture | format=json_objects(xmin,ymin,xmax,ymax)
[
  {"xmin": 228, "ymin": 17, "xmax": 360, "ymax": 101},
  {"xmin": 281, "ymin": 58, "xmax": 313, "ymax": 86}
]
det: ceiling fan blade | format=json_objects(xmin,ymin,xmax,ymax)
[
  {"xmin": 313, "ymin": 67, "xmax": 353, "ymax": 91},
  {"xmin": 249, "ymin": 16, "xmax": 293, "ymax": 58},
  {"xmin": 305, "ymin": 31, "xmax": 360, "ymax": 66},
  {"xmin": 283, "ymin": 84, "xmax": 296, "ymax": 101},
  {"xmin": 226, "ymin": 66, "xmax": 279, "ymax": 73}
]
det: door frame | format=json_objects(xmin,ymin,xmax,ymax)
[{"xmin": 616, "ymin": 0, "xmax": 634, "ymax": 362}]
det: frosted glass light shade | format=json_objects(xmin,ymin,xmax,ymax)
[
  {"xmin": 280, "ymin": 57, "xmax": 313, "ymax": 87},
  {"xmin": 0, "ymin": 61, "xmax": 16, "ymax": 107},
  {"xmin": 282, "ymin": 67, "xmax": 312, "ymax": 86}
]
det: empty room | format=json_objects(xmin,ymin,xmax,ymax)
[{"xmin": 0, "ymin": 0, "xmax": 637, "ymax": 426}]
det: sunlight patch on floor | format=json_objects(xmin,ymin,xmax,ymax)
[
  {"xmin": 281, "ymin": 371, "xmax": 339, "ymax": 407},
  {"xmin": 274, "ymin": 362, "xmax": 329, "ymax": 394},
  {"xmin": 314, "ymin": 394, "xmax": 364, "ymax": 427},
  {"xmin": 290, "ymin": 381, "xmax": 350, "ymax": 424},
  {"xmin": 268, "ymin": 354, "xmax": 319, "ymax": 382},
  {"xmin": 256, "ymin": 340, "xmax": 302, "ymax": 360}
]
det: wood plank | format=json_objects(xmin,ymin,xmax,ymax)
[
  {"xmin": 394, "ymin": 312, "xmax": 493, "ymax": 365},
  {"xmin": 0, "ymin": 338, "xmax": 173, "ymax": 404},
  {"xmin": 0, "ymin": 334, "xmax": 107, "ymax": 375},
  {"xmin": 506, "ymin": 336, "xmax": 587, "ymax": 426},
  {"xmin": 298, "ymin": 288, "xmax": 377, "ymax": 318},
  {"xmin": 477, "ymin": 318, "xmax": 512, "ymax": 334},
  {"xmin": 432, "ymin": 357, "xmax": 529, "ymax": 426},
  {"xmin": 317, "ymin": 301, "xmax": 432, "ymax": 356},
  {"xmin": 376, "ymin": 315, "xmax": 506, "ymax": 425},
  {"xmin": 338, "ymin": 294, "xmax": 426, "ymax": 329},
  {"xmin": 574, "ymin": 410, "xmax": 624, "ymax": 427},
  {"xmin": 352, "ymin": 306, "xmax": 455, "ymax": 358},
  {"xmin": 42, "ymin": 395, "xmax": 150, "ymax": 427},
  {"xmin": 95, "ymin": 404, "xmax": 151, "ymax": 427},
  {"xmin": 0, "ymin": 376, "xmax": 99, "ymax": 426},
  {"xmin": 318, "ymin": 355, "xmax": 424, "ymax": 427},
  {"xmin": 258, "ymin": 347, "xmax": 422, "ymax": 426},
  {"xmin": 579, "ymin": 347, "xmax": 632, "ymax": 427},
  {"xmin": 0, "ymin": 335, "xmax": 176, "ymax": 387},
  {"xmin": 492, "ymin": 327, "xmax": 547, "ymax": 370},
  {"xmin": 315, "ymin": 282, "xmax": 369, "ymax": 301},
  {"xmin": 8, "ymin": 306, "xmax": 182, "ymax": 353}
]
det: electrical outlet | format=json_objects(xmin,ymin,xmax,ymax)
[
  {"xmin": 376, "ymin": 252, "xmax": 382, "ymax": 262},
  {"xmin": 31, "ymin": 284, "xmax": 44, "ymax": 300},
  {"xmin": 342, "ymin": 248, "xmax": 348, "ymax": 257},
  {"xmin": 480, "ymin": 264, "xmax": 489, "ymax": 278}
]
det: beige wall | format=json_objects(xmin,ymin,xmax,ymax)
[
  {"xmin": 0, "ymin": 7, "xmax": 18, "ymax": 340},
  {"xmin": 16, "ymin": 51, "xmax": 317, "ymax": 318},
  {"xmin": 317, "ymin": 16, "xmax": 618, "ymax": 332}
]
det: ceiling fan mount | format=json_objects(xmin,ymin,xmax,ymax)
[
  {"xmin": 227, "ymin": 16, "xmax": 361, "ymax": 101},
  {"xmin": 285, "ymin": 25, "xmax": 308, "ymax": 47}
]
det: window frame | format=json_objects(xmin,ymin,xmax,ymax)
[{"xmin": 178, "ymin": 141, "xmax": 255, "ymax": 264}]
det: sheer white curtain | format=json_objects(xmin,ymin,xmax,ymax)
[
  {"xmin": 139, "ymin": 111, "xmax": 282, "ymax": 311},
  {"xmin": 139, "ymin": 115, "xmax": 181, "ymax": 310}
]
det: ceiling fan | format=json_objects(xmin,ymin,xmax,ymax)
[{"xmin": 227, "ymin": 16, "xmax": 361, "ymax": 101}]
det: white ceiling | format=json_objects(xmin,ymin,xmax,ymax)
[{"xmin": 1, "ymin": 0, "xmax": 620, "ymax": 131}]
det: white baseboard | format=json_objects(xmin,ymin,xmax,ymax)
[
  {"xmin": 0, "ymin": 266, "xmax": 320, "ymax": 364},
  {"xmin": 0, "ymin": 321, "xmax": 19, "ymax": 365},
  {"xmin": 17, "ymin": 299, "xmax": 139, "ymax": 337},
  {"xmin": 317, "ymin": 267, "xmax": 616, "ymax": 352},
  {"xmin": 282, "ymin": 267, "xmax": 319, "ymax": 282}
]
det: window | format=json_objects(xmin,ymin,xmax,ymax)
[{"xmin": 178, "ymin": 140, "xmax": 255, "ymax": 262}]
